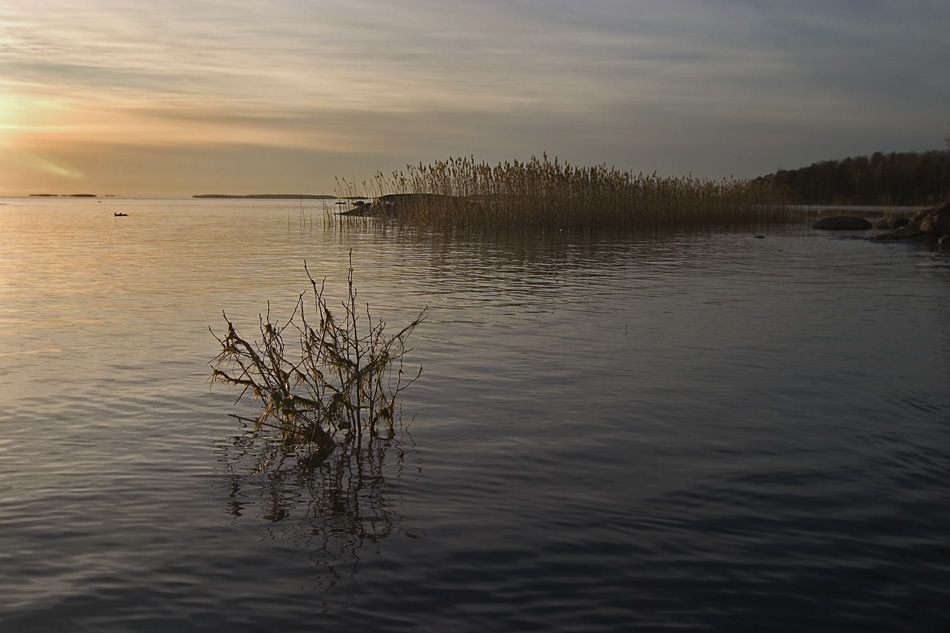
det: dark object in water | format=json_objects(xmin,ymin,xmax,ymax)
[
  {"xmin": 871, "ymin": 201, "xmax": 950, "ymax": 243},
  {"xmin": 812, "ymin": 216, "xmax": 872, "ymax": 230},
  {"xmin": 873, "ymin": 216, "xmax": 909, "ymax": 230},
  {"xmin": 114, "ymin": 212, "xmax": 128, "ymax": 217},
  {"xmin": 340, "ymin": 193, "xmax": 482, "ymax": 218}
]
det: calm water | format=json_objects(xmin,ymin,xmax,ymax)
[{"xmin": 1, "ymin": 198, "xmax": 948, "ymax": 632}]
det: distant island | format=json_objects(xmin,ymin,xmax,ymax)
[
  {"xmin": 30, "ymin": 193, "xmax": 98, "ymax": 197},
  {"xmin": 193, "ymin": 194, "xmax": 337, "ymax": 199}
]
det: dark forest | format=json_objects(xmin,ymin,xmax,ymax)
[{"xmin": 754, "ymin": 150, "xmax": 950, "ymax": 205}]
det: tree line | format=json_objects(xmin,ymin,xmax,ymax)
[{"xmin": 754, "ymin": 150, "xmax": 950, "ymax": 205}]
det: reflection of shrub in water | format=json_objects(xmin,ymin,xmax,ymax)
[
  {"xmin": 217, "ymin": 420, "xmax": 410, "ymax": 532},
  {"xmin": 210, "ymin": 254, "xmax": 426, "ymax": 469},
  {"xmin": 210, "ymin": 257, "xmax": 424, "ymax": 600},
  {"xmin": 215, "ymin": 422, "xmax": 416, "ymax": 600}
]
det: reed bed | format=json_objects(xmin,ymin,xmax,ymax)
[{"xmin": 336, "ymin": 155, "xmax": 791, "ymax": 233}]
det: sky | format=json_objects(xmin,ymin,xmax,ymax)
[{"xmin": 1, "ymin": 0, "xmax": 948, "ymax": 197}]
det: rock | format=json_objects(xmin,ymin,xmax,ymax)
[
  {"xmin": 870, "ymin": 201, "xmax": 950, "ymax": 242},
  {"xmin": 869, "ymin": 224, "xmax": 927, "ymax": 241},
  {"xmin": 914, "ymin": 202, "xmax": 950, "ymax": 236},
  {"xmin": 339, "ymin": 199, "xmax": 390, "ymax": 217},
  {"xmin": 812, "ymin": 216, "xmax": 873, "ymax": 230},
  {"xmin": 873, "ymin": 216, "xmax": 909, "ymax": 229},
  {"xmin": 339, "ymin": 193, "xmax": 482, "ymax": 218}
]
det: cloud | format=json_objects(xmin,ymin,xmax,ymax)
[
  {"xmin": 0, "ymin": 149, "xmax": 85, "ymax": 180},
  {"xmin": 2, "ymin": 0, "xmax": 949, "ymax": 194}
]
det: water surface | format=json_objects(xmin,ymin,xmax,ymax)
[{"xmin": 1, "ymin": 198, "xmax": 948, "ymax": 632}]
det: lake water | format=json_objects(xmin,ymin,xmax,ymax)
[{"xmin": 1, "ymin": 197, "xmax": 948, "ymax": 632}]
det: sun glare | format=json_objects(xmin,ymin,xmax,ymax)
[
  {"xmin": 0, "ymin": 87, "xmax": 73, "ymax": 145},
  {"xmin": 0, "ymin": 92, "xmax": 21, "ymax": 146},
  {"xmin": 0, "ymin": 87, "xmax": 87, "ymax": 187}
]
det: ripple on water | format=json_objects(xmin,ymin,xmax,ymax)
[{"xmin": 1, "ymin": 201, "xmax": 949, "ymax": 631}]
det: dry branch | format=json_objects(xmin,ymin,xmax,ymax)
[{"xmin": 210, "ymin": 254, "xmax": 426, "ymax": 466}]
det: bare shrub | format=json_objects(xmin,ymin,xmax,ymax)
[{"xmin": 210, "ymin": 255, "xmax": 426, "ymax": 467}]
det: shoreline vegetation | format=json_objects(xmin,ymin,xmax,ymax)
[
  {"xmin": 755, "ymin": 149, "xmax": 950, "ymax": 206},
  {"xmin": 335, "ymin": 155, "xmax": 792, "ymax": 232}
]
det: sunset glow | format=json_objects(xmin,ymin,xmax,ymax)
[{"xmin": 2, "ymin": 1, "xmax": 949, "ymax": 197}]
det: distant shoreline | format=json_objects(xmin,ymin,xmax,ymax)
[
  {"xmin": 30, "ymin": 193, "xmax": 99, "ymax": 197},
  {"xmin": 193, "ymin": 194, "xmax": 337, "ymax": 199}
]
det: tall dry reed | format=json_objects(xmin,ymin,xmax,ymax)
[{"xmin": 336, "ymin": 154, "xmax": 791, "ymax": 232}]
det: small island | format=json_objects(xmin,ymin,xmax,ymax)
[{"xmin": 29, "ymin": 193, "xmax": 98, "ymax": 197}]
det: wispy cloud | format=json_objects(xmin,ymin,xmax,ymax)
[
  {"xmin": 0, "ymin": 149, "xmax": 85, "ymax": 180},
  {"xmin": 2, "ymin": 0, "xmax": 949, "ymax": 195}
]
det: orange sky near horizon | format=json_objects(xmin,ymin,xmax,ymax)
[{"xmin": 2, "ymin": 1, "xmax": 949, "ymax": 198}]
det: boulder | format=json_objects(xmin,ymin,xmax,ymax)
[
  {"xmin": 339, "ymin": 193, "xmax": 482, "ymax": 218},
  {"xmin": 914, "ymin": 202, "xmax": 950, "ymax": 236},
  {"xmin": 812, "ymin": 216, "xmax": 873, "ymax": 230},
  {"xmin": 873, "ymin": 216, "xmax": 909, "ymax": 230},
  {"xmin": 871, "ymin": 201, "xmax": 950, "ymax": 242},
  {"xmin": 339, "ymin": 199, "xmax": 392, "ymax": 217},
  {"xmin": 869, "ymin": 224, "xmax": 927, "ymax": 241}
]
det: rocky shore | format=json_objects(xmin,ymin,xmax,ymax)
[{"xmin": 812, "ymin": 201, "xmax": 950, "ymax": 246}]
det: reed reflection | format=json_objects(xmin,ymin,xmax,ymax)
[
  {"xmin": 215, "ymin": 421, "xmax": 415, "ymax": 596},
  {"xmin": 209, "ymin": 255, "xmax": 425, "ymax": 601}
]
